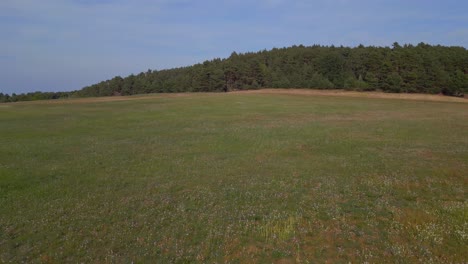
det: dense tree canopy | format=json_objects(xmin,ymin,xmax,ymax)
[{"xmin": 1, "ymin": 43, "xmax": 467, "ymax": 102}]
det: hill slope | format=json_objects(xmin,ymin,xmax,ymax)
[
  {"xmin": 1, "ymin": 43, "xmax": 467, "ymax": 102},
  {"xmin": 77, "ymin": 43, "xmax": 468, "ymax": 97}
]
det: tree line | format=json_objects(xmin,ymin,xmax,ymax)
[{"xmin": 1, "ymin": 43, "xmax": 467, "ymax": 102}]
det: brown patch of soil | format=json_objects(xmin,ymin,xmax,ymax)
[
  {"xmin": 10, "ymin": 93, "xmax": 220, "ymax": 105},
  {"xmin": 10, "ymin": 89, "xmax": 467, "ymax": 105},
  {"xmin": 232, "ymin": 89, "xmax": 468, "ymax": 103}
]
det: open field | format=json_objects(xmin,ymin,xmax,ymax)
[{"xmin": 1, "ymin": 91, "xmax": 467, "ymax": 263}]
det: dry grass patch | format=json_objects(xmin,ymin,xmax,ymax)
[{"xmin": 234, "ymin": 88, "xmax": 468, "ymax": 103}]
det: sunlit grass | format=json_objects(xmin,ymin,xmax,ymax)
[{"xmin": 1, "ymin": 93, "xmax": 467, "ymax": 263}]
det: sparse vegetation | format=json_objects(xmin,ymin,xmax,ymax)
[{"xmin": 1, "ymin": 91, "xmax": 467, "ymax": 262}]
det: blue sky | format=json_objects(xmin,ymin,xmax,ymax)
[{"xmin": 1, "ymin": 0, "xmax": 467, "ymax": 94}]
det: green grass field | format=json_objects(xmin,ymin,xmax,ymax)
[{"xmin": 1, "ymin": 92, "xmax": 467, "ymax": 263}]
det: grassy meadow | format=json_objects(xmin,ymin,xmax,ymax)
[{"xmin": 0, "ymin": 91, "xmax": 467, "ymax": 263}]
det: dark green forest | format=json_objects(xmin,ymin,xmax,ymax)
[{"xmin": 1, "ymin": 43, "xmax": 467, "ymax": 102}]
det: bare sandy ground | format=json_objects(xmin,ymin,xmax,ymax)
[
  {"xmin": 233, "ymin": 89, "xmax": 468, "ymax": 103},
  {"xmin": 7, "ymin": 88, "xmax": 467, "ymax": 105},
  {"xmin": 9, "ymin": 93, "xmax": 199, "ymax": 105}
]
